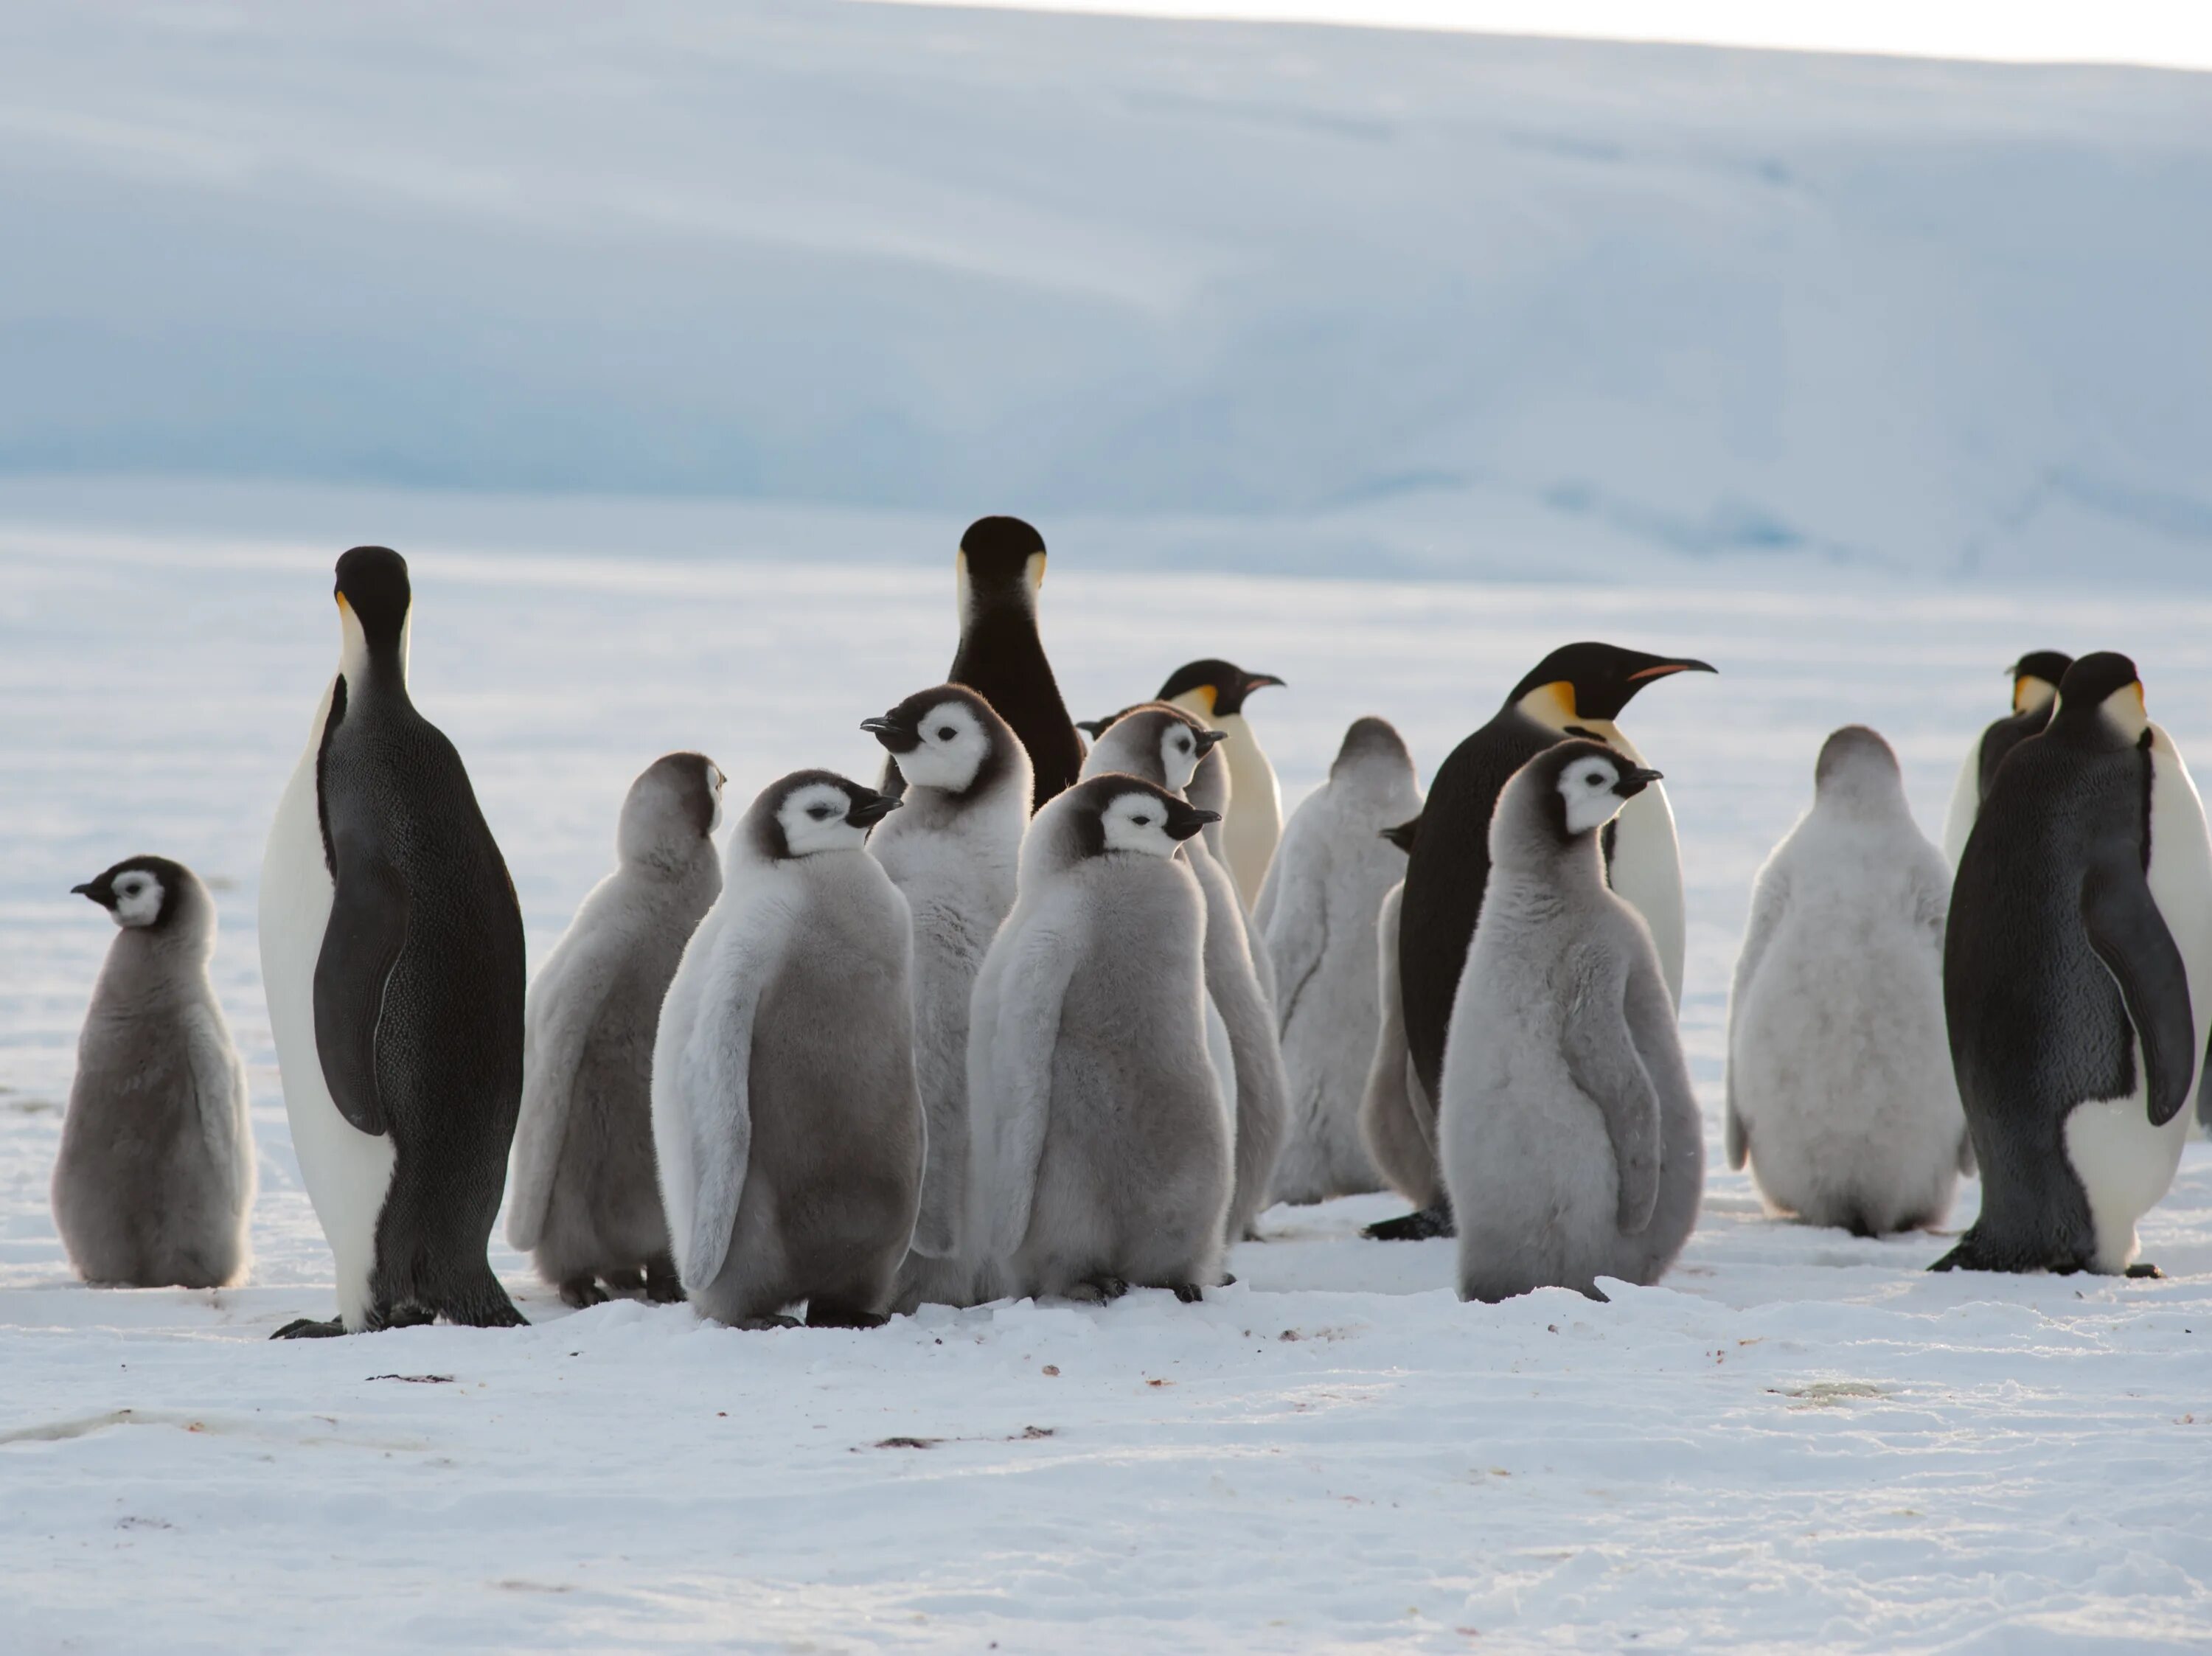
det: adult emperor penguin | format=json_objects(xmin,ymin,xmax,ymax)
[
  {"xmin": 1727, "ymin": 727, "xmax": 1969, "ymax": 1236},
  {"xmin": 1161, "ymin": 659, "xmax": 1287, "ymax": 907},
  {"xmin": 1256, "ymin": 718, "xmax": 1423, "ymax": 1205},
  {"xmin": 260, "ymin": 547, "xmax": 527, "ymax": 1336},
  {"xmin": 1940, "ymin": 650, "xmax": 2073, "ymax": 865},
  {"xmin": 1082, "ymin": 706, "xmax": 1287, "ymax": 1241},
  {"xmin": 1936, "ymin": 653, "xmax": 2212, "ymax": 1276},
  {"xmin": 862, "ymin": 684, "xmax": 1033, "ymax": 1310},
  {"xmin": 896, "ymin": 515, "xmax": 1082, "ymax": 812},
  {"xmin": 653, "ymin": 771, "xmax": 923, "ymax": 1327},
  {"xmin": 55, "ymin": 857, "xmax": 254, "ymax": 1289},
  {"xmin": 507, "ymin": 753, "xmax": 725, "ymax": 1308},
  {"xmin": 1373, "ymin": 641, "xmax": 1714, "ymax": 1241},
  {"xmin": 1439, "ymin": 741, "xmax": 1704, "ymax": 1301},
  {"xmin": 970, "ymin": 775, "xmax": 1230, "ymax": 1304}
]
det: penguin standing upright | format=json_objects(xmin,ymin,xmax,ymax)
[
  {"xmin": 893, "ymin": 516, "xmax": 1082, "ymax": 811},
  {"xmin": 1937, "ymin": 653, "xmax": 2212, "ymax": 1276},
  {"xmin": 55, "ymin": 857, "xmax": 255, "ymax": 1289},
  {"xmin": 1256, "ymin": 717, "xmax": 1423, "ymax": 1205},
  {"xmin": 862, "ymin": 685, "xmax": 1033, "ymax": 1310},
  {"xmin": 506, "ymin": 753, "xmax": 726, "ymax": 1308},
  {"xmin": 1160, "ymin": 660, "xmax": 1287, "ymax": 907},
  {"xmin": 1374, "ymin": 642, "xmax": 1714, "ymax": 1240},
  {"xmin": 260, "ymin": 547, "xmax": 528, "ymax": 1336},
  {"xmin": 1439, "ymin": 741, "xmax": 1704, "ymax": 1301},
  {"xmin": 1940, "ymin": 651, "xmax": 2073, "ymax": 865}
]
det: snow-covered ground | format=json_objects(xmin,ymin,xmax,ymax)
[{"xmin": 6, "ymin": 531, "xmax": 2212, "ymax": 1650}]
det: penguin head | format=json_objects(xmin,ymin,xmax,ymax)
[
  {"xmin": 1503, "ymin": 740, "xmax": 1662, "ymax": 852},
  {"xmin": 2008, "ymin": 650, "xmax": 2073, "ymax": 716},
  {"xmin": 333, "ymin": 546, "xmax": 411, "ymax": 672},
  {"xmin": 1157, "ymin": 660, "xmax": 1285, "ymax": 720},
  {"xmin": 748, "ymin": 770, "xmax": 902, "ymax": 860},
  {"xmin": 1506, "ymin": 643, "xmax": 1716, "ymax": 732},
  {"xmin": 1812, "ymin": 725, "xmax": 1906, "ymax": 813},
  {"xmin": 1080, "ymin": 704, "xmax": 1224, "ymax": 793},
  {"xmin": 956, "ymin": 516, "xmax": 1047, "ymax": 622},
  {"xmin": 2051, "ymin": 652, "xmax": 2149, "ymax": 746},
  {"xmin": 1332, "ymin": 716, "xmax": 1413, "ymax": 780},
  {"xmin": 620, "ymin": 752, "xmax": 725, "ymax": 868},
  {"xmin": 73, "ymin": 855, "xmax": 198, "ymax": 933},
  {"xmin": 860, "ymin": 685, "xmax": 1018, "ymax": 799},
  {"xmin": 1063, "ymin": 775, "xmax": 1219, "ymax": 861}
]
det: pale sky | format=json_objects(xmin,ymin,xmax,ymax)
[{"xmin": 864, "ymin": 0, "xmax": 2212, "ymax": 72}]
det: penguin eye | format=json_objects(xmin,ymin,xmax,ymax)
[
  {"xmin": 807, "ymin": 805, "xmax": 834, "ymax": 821},
  {"xmin": 936, "ymin": 726, "xmax": 957, "ymax": 741},
  {"xmin": 1133, "ymin": 814, "xmax": 1153, "ymax": 827}
]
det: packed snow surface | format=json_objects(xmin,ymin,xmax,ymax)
[{"xmin": 5, "ymin": 532, "xmax": 2212, "ymax": 1651}]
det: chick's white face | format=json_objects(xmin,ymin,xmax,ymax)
[
  {"xmin": 1157, "ymin": 722, "xmax": 1203, "ymax": 793},
  {"xmin": 706, "ymin": 764, "xmax": 727, "ymax": 835},
  {"xmin": 1100, "ymin": 792, "xmax": 1181, "ymax": 858},
  {"xmin": 1557, "ymin": 754, "xmax": 1630, "ymax": 836},
  {"xmin": 111, "ymin": 870, "xmax": 165, "ymax": 929},
  {"xmin": 778, "ymin": 782, "xmax": 866, "ymax": 856},
  {"xmin": 897, "ymin": 700, "xmax": 990, "ymax": 793}
]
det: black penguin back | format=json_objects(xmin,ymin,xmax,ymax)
[{"xmin": 950, "ymin": 605, "xmax": 1082, "ymax": 810}]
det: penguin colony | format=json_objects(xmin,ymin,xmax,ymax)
[{"xmin": 49, "ymin": 524, "xmax": 2212, "ymax": 1332}]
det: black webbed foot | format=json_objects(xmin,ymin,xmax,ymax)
[
  {"xmin": 559, "ymin": 1277, "xmax": 610, "ymax": 1310},
  {"xmin": 1172, "ymin": 1283, "xmax": 1204, "ymax": 1304},
  {"xmin": 805, "ymin": 1300, "xmax": 891, "ymax": 1329},
  {"xmin": 2126, "ymin": 1262, "xmax": 2166, "ymax": 1279},
  {"xmin": 271, "ymin": 1316, "xmax": 347, "ymax": 1340},
  {"xmin": 731, "ymin": 1314, "xmax": 803, "ymax": 1331},
  {"xmin": 1065, "ymin": 1276, "xmax": 1130, "ymax": 1304},
  {"xmin": 1363, "ymin": 1203, "xmax": 1454, "ymax": 1242},
  {"xmin": 644, "ymin": 1253, "xmax": 685, "ymax": 1304}
]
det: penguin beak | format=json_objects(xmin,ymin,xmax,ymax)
[
  {"xmin": 1625, "ymin": 658, "xmax": 1716, "ymax": 681},
  {"xmin": 72, "ymin": 877, "xmax": 117, "ymax": 910},
  {"xmin": 859, "ymin": 714, "xmax": 922, "ymax": 755},
  {"xmin": 845, "ymin": 791, "xmax": 903, "ymax": 829},
  {"xmin": 1243, "ymin": 672, "xmax": 1285, "ymax": 693},
  {"xmin": 1075, "ymin": 717, "xmax": 1110, "ymax": 738},
  {"xmin": 1163, "ymin": 802, "xmax": 1221, "ymax": 842},
  {"xmin": 1195, "ymin": 728, "xmax": 1230, "ymax": 754},
  {"xmin": 1613, "ymin": 765, "xmax": 1663, "ymax": 799}
]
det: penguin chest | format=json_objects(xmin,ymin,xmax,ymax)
[{"xmin": 1588, "ymin": 726, "xmax": 1684, "ymax": 1008}]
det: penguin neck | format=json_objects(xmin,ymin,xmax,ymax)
[
  {"xmin": 338, "ymin": 606, "xmax": 411, "ymax": 701},
  {"xmin": 952, "ymin": 592, "xmax": 1057, "ymax": 703}
]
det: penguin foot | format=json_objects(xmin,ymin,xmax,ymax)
[
  {"xmin": 644, "ymin": 1253, "xmax": 685, "ymax": 1304},
  {"xmin": 1363, "ymin": 1204, "xmax": 1454, "ymax": 1242},
  {"xmin": 805, "ymin": 1300, "xmax": 891, "ymax": 1330},
  {"xmin": 731, "ymin": 1315, "xmax": 803, "ymax": 1331},
  {"xmin": 1065, "ymin": 1276, "xmax": 1130, "ymax": 1304},
  {"xmin": 376, "ymin": 1304, "xmax": 437, "ymax": 1329},
  {"xmin": 599, "ymin": 1267, "xmax": 647, "ymax": 1295},
  {"xmin": 559, "ymin": 1277, "xmax": 610, "ymax": 1310},
  {"xmin": 2126, "ymin": 1262, "xmax": 2166, "ymax": 1279},
  {"xmin": 1172, "ymin": 1283, "xmax": 1204, "ymax": 1304},
  {"xmin": 271, "ymin": 1316, "xmax": 347, "ymax": 1340}
]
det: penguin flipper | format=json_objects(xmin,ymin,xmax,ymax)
[
  {"xmin": 672, "ymin": 903, "xmax": 787, "ymax": 1294},
  {"xmin": 1562, "ymin": 949, "xmax": 1663, "ymax": 1235},
  {"xmin": 1725, "ymin": 1094, "xmax": 1748, "ymax": 1172},
  {"xmin": 975, "ymin": 900, "xmax": 1080, "ymax": 1266},
  {"xmin": 2081, "ymin": 859, "xmax": 2198, "ymax": 1128},
  {"xmin": 311, "ymin": 846, "xmax": 411, "ymax": 1137}
]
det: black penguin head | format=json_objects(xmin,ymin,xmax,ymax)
[
  {"xmin": 1523, "ymin": 740, "xmax": 1662, "ymax": 847},
  {"xmin": 958, "ymin": 517, "xmax": 1047, "ymax": 618},
  {"xmin": 748, "ymin": 770, "xmax": 901, "ymax": 860},
  {"xmin": 1082, "ymin": 703, "xmax": 1222, "ymax": 793},
  {"xmin": 861, "ymin": 684, "xmax": 1015, "ymax": 799},
  {"xmin": 73, "ymin": 855, "xmax": 194, "ymax": 933},
  {"xmin": 1157, "ymin": 659, "xmax": 1286, "ymax": 719},
  {"xmin": 1332, "ymin": 716, "xmax": 1415, "ymax": 782},
  {"xmin": 1060, "ymin": 774, "xmax": 1219, "ymax": 861},
  {"xmin": 2008, "ymin": 650, "xmax": 2073, "ymax": 716},
  {"xmin": 620, "ymin": 752, "xmax": 725, "ymax": 867},
  {"xmin": 1506, "ymin": 643, "xmax": 1716, "ymax": 728},
  {"xmin": 333, "ymin": 546, "xmax": 411, "ymax": 667},
  {"xmin": 2051, "ymin": 652, "xmax": 2149, "ymax": 747}
]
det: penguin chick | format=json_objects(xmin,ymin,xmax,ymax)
[
  {"xmin": 1082, "ymin": 708, "xmax": 1287, "ymax": 1242},
  {"xmin": 1357, "ymin": 880, "xmax": 1440, "ymax": 1214},
  {"xmin": 970, "ymin": 775, "xmax": 1230, "ymax": 1304},
  {"xmin": 507, "ymin": 753, "xmax": 726, "ymax": 1309},
  {"xmin": 1936, "ymin": 653, "xmax": 2212, "ymax": 1276},
  {"xmin": 653, "ymin": 771, "xmax": 923, "ymax": 1329},
  {"xmin": 1257, "ymin": 717, "xmax": 1423, "ymax": 1206},
  {"xmin": 1726, "ymin": 727, "xmax": 1967, "ymax": 1236},
  {"xmin": 862, "ymin": 685, "xmax": 1033, "ymax": 1311},
  {"xmin": 1940, "ymin": 651, "xmax": 2072, "ymax": 866},
  {"xmin": 1439, "ymin": 741, "xmax": 1705, "ymax": 1302},
  {"xmin": 55, "ymin": 857, "xmax": 254, "ymax": 1289},
  {"xmin": 1161, "ymin": 659, "xmax": 1287, "ymax": 908}
]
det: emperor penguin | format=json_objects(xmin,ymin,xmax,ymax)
[
  {"xmin": 892, "ymin": 515, "xmax": 1081, "ymax": 811},
  {"xmin": 55, "ymin": 857, "xmax": 254, "ymax": 1289},
  {"xmin": 1160, "ymin": 659, "xmax": 1287, "ymax": 907},
  {"xmin": 260, "ymin": 547, "xmax": 528, "ymax": 1336},
  {"xmin": 1940, "ymin": 651, "xmax": 2073, "ymax": 866},
  {"xmin": 1726, "ymin": 727, "xmax": 1969, "ymax": 1236},
  {"xmin": 969, "ymin": 775, "xmax": 1230, "ymax": 1304},
  {"xmin": 1374, "ymin": 641, "xmax": 1714, "ymax": 1240},
  {"xmin": 1935, "ymin": 653, "xmax": 2212, "ymax": 1276},
  {"xmin": 861, "ymin": 684, "xmax": 1034, "ymax": 1310},
  {"xmin": 506, "ymin": 753, "xmax": 726, "ymax": 1309},
  {"xmin": 1256, "ymin": 718, "xmax": 1423, "ymax": 1205},
  {"xmin": 1357, "ymin": 879, "xmax": 1440, "ymax": 1214},
  {"xmin": 1082, "ymin": 706, "xmax": 1287, "ymax": 1241},
  {"xmin": 1439, "ymin": 741, "xmax": 1704, "ymax": 1302},
  {"xmin": 653, "ymin": 771, "xmax": 923, "ymax": 1328}
]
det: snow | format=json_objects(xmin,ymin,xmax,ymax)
[
  {"xmin": 7, "ymin": 531, "xmax": 2212, "ymax": 1650},
  {"xmin": 4, "ymin": 0, "xmax": 2212, "ymax": 583}
]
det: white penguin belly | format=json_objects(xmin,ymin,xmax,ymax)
[
  {"xmin": 260, "ymin": 686, "xmax": 396, "ymax": 1331},
  {"xmin": 1204, "ymin": 991, "xmax": 1239, "ymax": 1149},
  {"xmin": 1939, "ymin": 742, "xmax": 1982, "ymax": 867},
  {"xmin": 1587, "ymin": 725, "xmax": 1683, "ymax": 1009}
]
